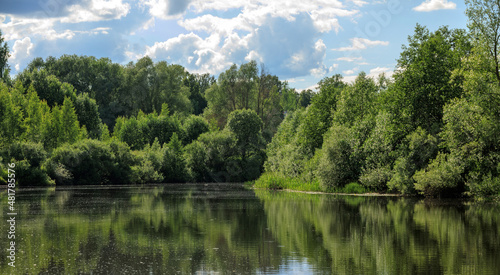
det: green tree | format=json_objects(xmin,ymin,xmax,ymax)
[
  {"xmin": 383, "ymin": 24, "xmax": 471, "ymax": 137},
  {"xmin": 161, "ymin": 132, "xmax": 186, "ymax": 183},
  {"xmin": 0, "ymin": 30, "xmax": 9, "ymax": 81},
  {"xmin": 334, "ymin": 72, "xmax": 378, "ymax": 127},
  {"xmin": 296, "ymin": 74, "xmax": 345, "ymax": 155},
  {"xmin": 0, "ymin": 82, "xmax": 24, "ymax": 145},
  {"xmin": 465, "ymin": 0, "xmax": 500, "ymax": 86},
  {"xmin": 226, "ymin": 109, "xmax": 264, "ymax": 163},
  {"xmin": 316, "ymin": 124, "xmax": 358, "ymax": 190},
  {"xmin": 74, "ymin": 93, "xmax": 103, "ymax": 139},
  {"xmin": 183, "ymin": 115, "xmax": 209, "ymax": 144},
  {"xmin": 61, "ymin": 97, "xmax": 85, "ymax": 144}
]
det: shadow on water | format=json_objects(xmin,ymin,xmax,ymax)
[{"xmin": 0, "ymin": 184, "xmax": 499, "ymax": 274}]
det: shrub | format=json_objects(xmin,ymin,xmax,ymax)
[
  {"xmin": 184, "ymin": 141, "xmax": 209, "ymax": 182},
  {"xmin": 183, "ymin": 115, "xmax": 209, "ymax": 144},
  {"xmin": 2, "ymin": 142, "xmax": 53, "ymax": 186},
  {"xmin": 46, "ymin": 139, "xmax": 135, "ymax": 185},
  {"xmin": 413, "ymin": 153, "xmax": 463, "ymax": 197},
  {"xmin": 316, "ymin": 124, "xmax": 358, "ymax": 190}
]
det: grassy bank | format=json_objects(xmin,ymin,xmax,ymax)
[{"xmin": 252, "ymin": 172, "xmax": 368, "ymax": 194}]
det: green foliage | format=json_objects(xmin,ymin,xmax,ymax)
[
  {"xmin": 253, "ymin": 172, "xmax": 322, "ymax": 192},
  {"xmin": 387, "ymin": 128, "xmax": 438, "ymax": 194},
  {"xmin": 113, "ymin": 108, "xmax": 184, "ymax": 150},
  {"xmin": 131, "ymin": 138, "xmax": 164, "ymax": 184},
  {"xmin": 334, "ymin": 72, "xmax": 377, "ymax": 127},
  {"xmin": 184, "ymin": 141, "xmax": 209, "ymax": 182},
  {"xmin": 161, "ymin": 133, "xmax": 186, "ymax": 183},
  {"xmin": 342, "ymin": 182, "xmax": 367, "ymax": 194},
  {"xmin": 46, "ymin": 139, "xmax": 135, "ymax": 185},
  {"xmin": 183, "ymin": 73, "xmax": 214, "ymax": 115},
  {"xmin": 2, "ymin": 141, "xmax": 53, "ymax": 186},
  {"xmin": 182, "ymin": 115, "xmax": 209, "ymax": 144},
  {"xmin": 316, "ymin": 124, "xmax": 359, "ymax": 190},
  {"xmin": 74, "ymin": 93, "xmax": 103, "ymax": 139},
  {"xmin": 384, "ymin": 24, "xmax": 470, "ymax": 138},
  {"xmin": 0, "ymin": 30, "xmax": 10, "ymax": 81},
  {"xmin": 0, "ymin": 82, "xmax": 24, "ymax": 145},
  {"xmin": 18, "ymin": 69, "xmax": 77, "ymax": 107},
  {"xmin": 226, "ymin": 109, "xmax": 265, "ymax": 181},
  {"xmin": 204, "ymin": 61, "xmax": 283, "ymax": 138},
  {"xmin": 413, "ymin": 153, "xmax": 463, "ymax": 197},
  {"xmin": 296, "ymin": 74, "xmax": 345, "ymax": 155}
]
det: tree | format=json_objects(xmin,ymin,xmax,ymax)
[
  {"xmin": 183, "ymin": 115, "xmax": 209, "ymax": 144},
  {"xmin": 61, "ymin": 97, "xmax": 85, "ymax": 144},
  {"xmin": 74, "ymin": 93, "xmax": 103, "ymax": 139},
  {"xmin": 296, "ymin": 74, "xmax": 346, "ymax": 155},
  {"xmin": 18, "ymin": 69, "xmax": 77, "ymax": 107},
  {"xmin": 334, "ymin": 72, "xmax": 378, "ymax": 127},
  {"xmin": 384, "ymin": 25, "xmax": 471, "ymax": 137},
  {"xmin": 0, "ymin": 82, "xmax": 23, "ymax": 145},
  {"xmin": 226, "ymin": 109, "xmax": 265, "ymax": 181},
  {"xmin": 465, "ymin": 0, "xmax": 500, "ymax": 86},
  {"xmin": 0, "ymin": 30, "xmax": 9, "ymax": 81},
  {"xmin": 227, "ymin": 109, "xmax": 263, "ymax": 160}
]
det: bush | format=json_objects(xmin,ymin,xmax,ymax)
[
  {"xmin": 46, "ymin": 139, "xmax": 136, "ymax": 185},
  {"xmin": 2, "ymin": 142, "xmax": 53, "ymax": 186},
  {"xmin": 184, "ymin": 141, "xmax": 209, "ymax": 182},
  {"xmin": 161, "ymin": 133, "xmax": 186, "ymax": 183},
  {"xmin": 183, "ymin": 115, "xmax": 209, "ymax": 144},
  {"xmin": 131, "ymin": 140, "xmax": 164, "ymax": 184},
  {"xmin": 316, "ymin": 124, "xmax": 358, "ymax": 190},
  {"xmin": 413, "ymin": 153, "xmax": 463, "ymax": 197}
]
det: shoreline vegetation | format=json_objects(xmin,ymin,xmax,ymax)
[{"xmin": 1, "ymin": 1, "xmax": 500, "ymax": 200}]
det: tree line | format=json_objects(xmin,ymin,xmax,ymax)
[
  {"xmin": 259, "ymin": 0, "xmax": 500, "ymax": 198},
  {"xmin": 0, "ymin": 36, "xmax": 312, "ymax": 186},
  {"xmin": 1, "ymin": 0, "xmax": 499, "ymax": 198}
]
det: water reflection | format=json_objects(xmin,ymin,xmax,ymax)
[{"xmin": 0, "ymin": 185, "xmax": 499, "ymax": 274}]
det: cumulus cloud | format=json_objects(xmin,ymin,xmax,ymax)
[
  {"xmin": 8, "ymin": 37, "xmax": 34, "ymax": 71},
  {"xmin": 145, "ymin": 32, "xmax": 230, "ymax": 74},
  {"xmin": 368, "ymin": 66, "xmax": 394, "ymax": 78},
  {"xmin": 147, "ymin": 11, "xmax": 334, "ymax": 78},
  {"xmin": 333, "ymin": 38, "xmax": 389, "ymax": 51},
  {"xmin": 62, "ymin": 0, "xmax": 131, "ymax": 23},
  {"xmin": 142, "ymin": 0, "xmax": 192, "ymax": 20},
  {"xmin": 413, "ymin": 0, "xmax": 456, "ymax": 12},
  {"xmin": 342, "ymin": 67, "xmax": 359, "ymax": 75}
]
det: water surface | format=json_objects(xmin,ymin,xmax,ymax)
[{"xmin": 1, "ymin": 184, "xmax": 499, "ymax": 274}]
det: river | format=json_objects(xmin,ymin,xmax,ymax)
[{"xmin": 1, "ymin": 184, "xmax": 499, "ymax": 274}]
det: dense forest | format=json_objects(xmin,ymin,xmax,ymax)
[{"xmin": 1, "ymin": 0, "xmax": 499, "ymax": 198}]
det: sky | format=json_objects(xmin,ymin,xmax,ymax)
[{"xmin": 0, "ymin": 0, "xmax": 468, "ymax": 91}]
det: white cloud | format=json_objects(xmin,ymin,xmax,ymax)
[
  {"xmin": 9, "ymin": 37, "xmax": 34, "ymax": 71},
  {"xmin": 145, "ymin": 32, "xmax": 231, "ymax": 74},
  {"xmin": 62, "ymin": 0, "xmax": 130, "ymax": 23},
  {"xmin": 142, "ymin": 0, "xmax": 192, "ymax": 20},
  {"xmin": 188, "ymin": 0, "xmax": 355, "ymax": 34},
  {"xmin": 333, "ymin": 38, "xmax": 389, "ymax": 51},
  {"xmin": 348, "ymin": 0, "xmax": 369, "ymax": 7},
  {"xmin": 413, "ymin": 0, "xmax": 456, "ymax": 12},
  {"xmin": 336, "ymin": 56, "xmax": 363, "ymax": 62},
  {"xmin": 368, "ymin": 66, "xmax": 394, "ymax": 78},
  {"xmin": 342, "ymin": 67, "xmax": 359, "ymax": 75}
]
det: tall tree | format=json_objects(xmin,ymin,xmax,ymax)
[
  {"xmin": 465, "ymin": 0, "xmax": 500, "ymax": 86},
  {"xmin": 0, "ymin": 30, "xmax": 9, "ymax": 81}
]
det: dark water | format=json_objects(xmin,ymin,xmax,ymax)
[{"xmin": 1, "ymin": 184, "xmax": 499, "ymax": 274}]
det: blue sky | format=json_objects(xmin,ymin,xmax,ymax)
[{"xmin": 0, "ymin": 0, "xmax": 468, "ymax": 90}]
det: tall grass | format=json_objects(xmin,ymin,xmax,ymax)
[
  {"xmin": 253, "ymin": 173, "xmax": 369, "ymax": 194},
  {"xmin": 253, "ymin": 172, "xmax": 322, "ymax": 192}
]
